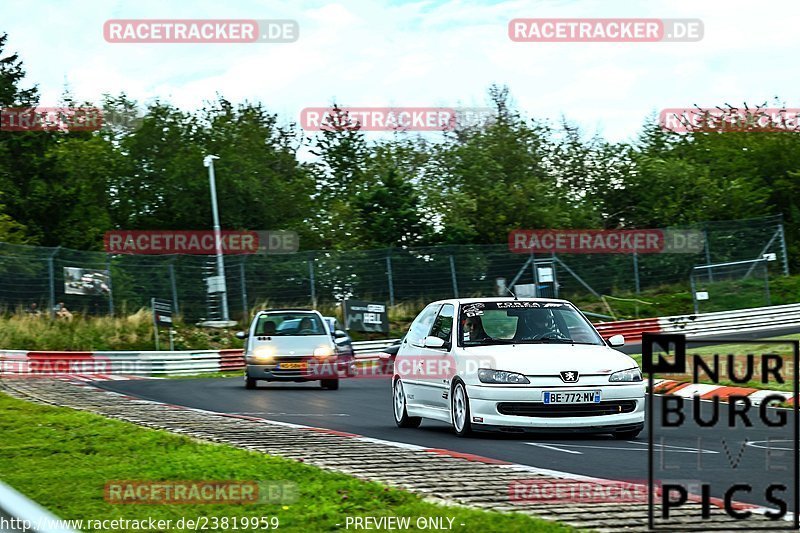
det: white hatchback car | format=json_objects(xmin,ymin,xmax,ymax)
[{"xmin": 392, "ymin": 298, "xmax": 645, "ymax": 438}]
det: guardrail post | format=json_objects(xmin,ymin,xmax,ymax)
[{"xmin": 386, "ymin": 250, "xmax": 395, "ymax": 306}]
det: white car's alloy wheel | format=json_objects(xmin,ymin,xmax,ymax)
[
  {"xmin": 393, "ymin": 379, "xmax": 421, "ymax": 428},
  {"xmin": 451, "ymin": 381, "xmax": 472, "ymax": 437}
]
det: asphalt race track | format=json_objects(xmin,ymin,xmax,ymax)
[{"xmin": 100, "ymin": 374, "xmax": 797, "ymax": 513}]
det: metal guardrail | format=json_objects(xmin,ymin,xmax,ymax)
[
  {"xmin": 2, "ymin": 304, "xmax": 798, "ymax": 378},
  {"xmin": 0, "ymin": 480, "xmax": 77, "ymax": 533}
]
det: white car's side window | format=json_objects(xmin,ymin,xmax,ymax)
[{"xmin": 407, "ymin": 303, "xmax": 442, "ymax": 347}]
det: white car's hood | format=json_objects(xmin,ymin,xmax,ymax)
[{"xmin": 458, "ymin": 343, "xmax": 637, "ymax": 375}]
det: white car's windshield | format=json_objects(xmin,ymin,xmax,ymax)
[
  {"xmin": 254, "ymin": 313, "xmax": 325, "ymax": 336},
  {"xmin": 458, "ymin": 301, "xmax": 604, "ymax": 346}
]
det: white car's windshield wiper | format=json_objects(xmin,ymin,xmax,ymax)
[{"xmin": 462, "ymin": 338, "xmax": 517, "ymax": 346}]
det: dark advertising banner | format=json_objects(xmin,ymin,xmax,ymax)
[
  {"xmin": 63, "ymin": 267, "xmax": 111, "ymax": 296},
  {"xmin": 344, "ymin": 300, "xmax": 389, "ymax": 333}
]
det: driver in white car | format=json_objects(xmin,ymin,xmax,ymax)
[{"xmin": 515, "ymin": 310, "xmax": 564, "ymax": 341}]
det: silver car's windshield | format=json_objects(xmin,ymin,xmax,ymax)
[
  {"xmin": 254, "ymin": 313, "xmax": 325, "ymax": 336},
  {"xmin": 458, "ymin": 301, "xmax": 604, "ymax": 346}
]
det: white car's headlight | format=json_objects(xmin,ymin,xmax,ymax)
[
  {"xmin": 478, "ymin": 369, "xmax": 530, "ymax": 384},
  {"xmin": 609, "ymin": 367, "xmax": 643, "ymax": 382},
  {"xmin": 251, "ymin": 345, "xmax": 277, "ymax": 362},
  {"xmin": 313, "ymin": 346, "xmax": 335, "ymax": 358}
]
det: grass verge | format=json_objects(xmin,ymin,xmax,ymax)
[{"xmin": 0, "ymin": 392, "xmax": 571, "ymax": 532}]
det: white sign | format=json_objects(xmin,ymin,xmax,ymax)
[
  {"xmin": 695, "ymin": 291, "xmax": 709, "ymax": 301},
  {"xmin": 515, "ymin": 284, "xmax": 537, "ymax": 297},
  {"xmin": 206, "ymin": 275, "xmax": 226, "ymax": 293},
  {"xmin": 537, "ymin": 267, "xmax": 554, "ymax": 283},
  {"xmin": 763, "ymin": 253, "xmax": 777, "ymax": 261}
]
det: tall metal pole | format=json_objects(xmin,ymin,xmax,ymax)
[
  {"xmin": 308, "ymin": 254, "xmax": 317, "ymax": 308},
  {"xmin": 204, "ymin": 155, "xmax": 229, "ymax": 321},
  {"xmin": 633, "ymin": 251, "xmax": 641, "ymax": 295}
]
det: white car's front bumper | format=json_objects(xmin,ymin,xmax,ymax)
[{"xmin": 466, "ymin": 382, "xmax": 645, "ymax": 433}]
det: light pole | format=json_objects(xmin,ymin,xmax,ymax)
[{"xmin": 203, "ymin": 154, "xmax": 229, "ymax": 322}]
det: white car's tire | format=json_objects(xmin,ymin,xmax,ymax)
[
  {"xmin": 451, "ymin": 381, "xmax": 472, "ymax": 437},
  {"xmin": 393, "ymin": 379, "xmax": 421, "ymax": 428}
]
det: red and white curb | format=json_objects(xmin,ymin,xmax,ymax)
[{"xmin": 653, "ymin": 379, "xmax": 795, "ymax": 406}]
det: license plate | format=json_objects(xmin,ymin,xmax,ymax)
[
  {"xmin": 543, "ymin": 391, "xmax": 601, "ymax": 404},
  {"xmin": 278, "ymin": 362, "xmax": 307, "ymax": 370}
]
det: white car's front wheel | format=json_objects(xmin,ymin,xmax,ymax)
[
  {"xmin": 451, "ymin": 381, "xmax": 472, "ymax": 437},
  {"xmin": 393, "ymin": 379, "xmax": 421, "ymax": 428}
]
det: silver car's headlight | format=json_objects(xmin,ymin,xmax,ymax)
[
  {"xmin": 609, "ymin": 367, "xmax": 643, "ymax": 382},
  {"xmin": 478, "ymin": 369, "xmax": 530, "ymax": 384}
]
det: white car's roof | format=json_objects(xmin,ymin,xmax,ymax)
[{"xmin": 432, "ymin": 297, "xmax": 572, "ymax": 306}]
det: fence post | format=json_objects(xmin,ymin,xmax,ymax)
[
  {"xmin": 386, "ymin": 250, "xmax": 395, "ymax": 306},
  {"xmin": 240, "ymin": 257, "xmax": 249, "ymax": 321},
  {"xmin": 703, "ymin": 227, "xmax": 713, "ymax": 282},
  {"xmin": 778, "ymin": 223, "xmax": 790, "ymax": 276},
  {"xmin": 308, "ymin": 254, "xmax": 317, "ymax": 308},
  {"xmin": 449, "ymin": 255, "xmax": 459, "ymax": 298},
  {"xmin": 47, "ymin": 247, "xmax": 59, "ymax": 318},
  {"xmin": 632, "ymin": 251, "xmax": 641, "ymax": 295},
  {"xmin": 764, "ymin": 263, "xmax": 771, "ymax": 306},
  {"xmin": 690, "ymin": 273, "xmax": 699, "ymax": 314},
  {"xmin": 530, "ymin": 250, "xmax": 539, "ymax": 297},
  {"xmin": 551, "ymin": 251, "xmax": 559, "ymax": 298},
  {"xmin": 106, "ymin": 255, "xmax": 114, "ymax": 316},
  {"xmin": 168, "ymin": 263, "xmax": 179, "ymax": 315}
]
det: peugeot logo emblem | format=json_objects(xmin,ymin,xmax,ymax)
[{"xmin": 559, "ymin": 371, "xmax": 579, "ymax": 383}]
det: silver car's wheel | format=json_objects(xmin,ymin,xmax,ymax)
[
  {"xmin": 393, "ymin": 379, "xmax": 421, "ymax": 428},
  {"xmin": 452, "ymin": 381, "xmax": 472, "ymax": 437}
]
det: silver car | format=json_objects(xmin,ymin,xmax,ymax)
[{"xmin": 237, "ymin": 309, "xmax": 353, "ymax": 390}]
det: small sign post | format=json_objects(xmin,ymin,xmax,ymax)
[{"xmin": 151, "ymin": 298, "xmax": 174, "ymax": 350}]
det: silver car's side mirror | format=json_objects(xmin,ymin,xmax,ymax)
[
  {"xmin": 607, "ymin": 334, "xmax": 625, "ymax": 347},
  {"xmin": 235, "ymin": 331, "xmax": 248, "ymax": 339},
  {"xmin": 334, "ymin": 330, "xmax": 348, "ymax": 339}
]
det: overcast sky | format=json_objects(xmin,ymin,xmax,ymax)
[{"xmin": 3, "ymin": 0, "xmax": 798, "ymax": 143}]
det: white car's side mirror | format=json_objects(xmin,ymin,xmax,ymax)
[
  {"xmin": 607, "ymin": 334, "xmax": 625, "ymax": 347},
  {"xmin": 423, "ymin": 336, "xmax": 446, "ymax": 349}
]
